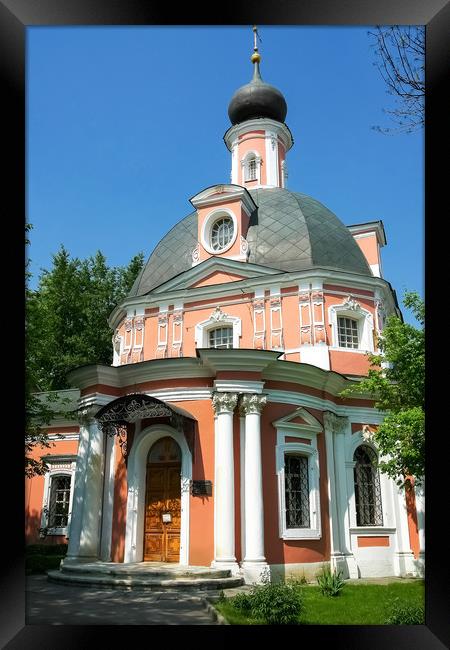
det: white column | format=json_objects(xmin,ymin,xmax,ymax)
[
  {"xmin": 391, "ymin": 479, "xmax": 417, "ymax": 577},
  {"xmin": 100, "ymin": 430, "xmax": 116, "ymax": 561},
  {"xmin": 240, "ymin": 394, "xmax": 269, "ymax": 584},
  {"xmin": 323, "ymin": 412, "xmax": 357, "ymax": 578},
  {"xmin": 239, "ymin": 412, "xmax": 246, "ymax": 564},
  {"xmin": 77, "ymin": 419, "xmax": 106, "ymax": 561},
  {"xmin": 415, "ymin": 480, "xmax": 425, "ymax": 576},
  {"xmin": 64, "ymin": 408, "xmax": 94, "ymax": 563},
  {"xmin": 211, "ymin": 392, "xmax": 240, "ymax": 575}
]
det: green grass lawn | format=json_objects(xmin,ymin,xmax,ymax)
[{"xmin": 216, "ymin": 581, "xmax": 425, "ymax": 625}]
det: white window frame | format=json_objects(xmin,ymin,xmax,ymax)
[
  {"xmin": 201, "ymin": 208, "xmax": 238, "ymax": 255},
  {"xmin": 328, "ymin": 299, "xmax": 374, "ymax": 353},
  {"xmin": 274, "ymin": 418, "xmax": 322, "ymax": 540},
  {"xmin": 208, "ymin": 325, "xmax": 234, "ymax": 349},
  {"xmin": 40, "ymin": 457, "xmax": 76, "ymax": 537},
  {"xmin": 195, "ymin": 310, "xmax": 241, "ymax": 349}
]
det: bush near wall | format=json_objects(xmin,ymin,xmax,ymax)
[{"xmin": 26, "ymin": 543, "xmax": 68, "ymax": 574}]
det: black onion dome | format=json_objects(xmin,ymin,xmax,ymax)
[
  {"xmin": 128, "ymin": 188, "xmax": 372, "ymax": 298},
  {"xmin": 228, "ymin": 62, "xmax": 287, "ymax": 125}
]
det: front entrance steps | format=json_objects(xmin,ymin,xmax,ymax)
[{"xmin": 47, "ymin": 561, "xmax": 244, "ymax": 591}]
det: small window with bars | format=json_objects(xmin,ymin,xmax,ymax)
[
  {"xmin": 337, "ymin": 316, "xmax": 359, "ymax": 348},
  {"xmin": 48, "ymin": 475, "xmax": 71, "ymax": 528},
  {"xmin": 209, "ymin": 326, "xmax": 233, "ymax": 349},
  {"xmin": 284, "ymin": 454, "xmax": 310, "ymax": 528},
  {"xmin": 245, "ymin": 157, "xmax": 257, "ymax": 181},
  {"xmin": 353, "ymin": 445, "xmax": 383, "ymax": 526}
]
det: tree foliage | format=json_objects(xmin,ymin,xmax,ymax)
[
  {"xmin": 370, "ymin": 26, "xmax": 424, "ymax": 134},
  {"xmin": 340, "ymin": 291, "xmax": 424, "ymax": 489},
  {"xmin": 26, "ymin": 228, "xmax": 144, "ymax": 476}
]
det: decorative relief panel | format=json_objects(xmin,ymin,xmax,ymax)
[
  {"xmin": 252, "ymin": 296, "xmax": 266, "ymax": 350},
  {"xmin": 171, "ymin": 309, "xmax": 183, "ymax": 357},
  {"xmin": 298, "ymin": 290, "xmax": 312, "ymax": 346},
  {"xmin": 270, "ymin": 295, "xmax": 284, "ymax": 349},
  {"xmin": 156, "ymin": 312, "xmax": 168, "ymax": 359}
]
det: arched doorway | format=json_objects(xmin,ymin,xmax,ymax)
[{"xmin": 144, "ymin": 436, "xmax": 182, "ymax": 562}]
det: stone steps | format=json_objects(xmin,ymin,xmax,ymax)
[{"xmin": 47, "ymin": 561, "xmax": 243, "ymax": 591}]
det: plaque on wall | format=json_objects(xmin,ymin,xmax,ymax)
[{"xmin": 191, "ymin": 480, "xmax": 212, "ymax": 496}]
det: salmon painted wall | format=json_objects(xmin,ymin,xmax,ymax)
[
  {"xmin": 353, "ymin": 233, "xmax": 380, "ymax": 267},
  {"xmin": 260, "ymin": 403, "xmax": 330, "ymax": 565},
  {"xmin": 25, "ymin": 432, "xmax": 79, "ymax": 545},
  {"xmin": 196, "ymin": 199, "xmax": 250, "ymax": 264}
]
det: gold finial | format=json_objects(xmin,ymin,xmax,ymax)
[{"xmin": 251, "ymin": 25, "xmax": 261, "ymax": 63}]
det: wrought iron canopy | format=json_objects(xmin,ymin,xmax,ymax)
[{"xmin": 95, "ymin": 393, "xmax": 196, "ymax": 437}]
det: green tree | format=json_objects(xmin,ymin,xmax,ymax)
[
  {"xmin": 26, "ymin": 230, "xmax": 144, "ymax": 475},
  {"xmin": 28, "ymin": 246, "xmax": 144, "ymax": 391},
  {"xmin": 340, "ymin": 291, "xmax": 424, "ymax": 490}
]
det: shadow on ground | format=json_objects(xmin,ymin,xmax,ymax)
[{"xmin": 26, "ymin": 575, "xmax": 217, "ymax": 625}]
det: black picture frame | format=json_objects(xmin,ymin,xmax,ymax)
[{"xmin": 3, "ymin": 1, "xmax": 447, "ymax": 647}]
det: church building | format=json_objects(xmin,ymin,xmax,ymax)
[{"xmin": 25, "ymin": 32, "xmax": 424, "ymax": 587}]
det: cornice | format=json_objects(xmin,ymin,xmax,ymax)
[
  {"xmin": 198, "ymin": 348, "xmax": 281, "ymax": 373},
  {"xmin": 223, "ymin": 118, "xmax": 294, "ymax": 151},
  {"xmin": 189, "ymin": 183, "xmax": 257, "ymax": 215},
  {"xmin": 67, "ymin": 357, "xmax": 212, "ymax": 390}
]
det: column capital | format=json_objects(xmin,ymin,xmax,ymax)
[
  {"xmin": 212, "ymin": 392, "xmax": 238, "ymax": 415},
  {"xmin": 77, "ymin": 405, "xmax": 101, "ymax": 424},
  {"xmin": 323, "ymin": 411, "xmax": 348, "ymax": 435},
  {"xmin": 239, "ymin": 393, "xmax": 267, "ymax": 416}
]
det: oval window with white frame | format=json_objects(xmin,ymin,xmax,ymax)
[{"xmin": 201, "ymin": 209, "xmax": 238, "ymax": 255}]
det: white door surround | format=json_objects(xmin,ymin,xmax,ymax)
[{"xmin": 124, "ymin": 424, "xmax": 192, "ymax": 565}]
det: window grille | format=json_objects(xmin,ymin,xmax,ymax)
[
  {"xmin": 338, "ymin": 316, "xmax": 359, "ymax": 348},
  {"xmin": 246, "ymin": 158, "xmax": 257, "ymax": 181},
  {"xmin": 209, "ymin": 326, "xmax": 233, "ymax": 349},
  {"xmin": 48, "ymin": 475, "xmax": 71, "ymax": 528},
  {"xmin": 284, "ymin": 454, "xmax": 310, "ymax": 528},
  {"xmin": 353, "ymin": 446, "xmax": 383, "ymax": 526},
  {"xmin": 211, "ymin": 217, "xmax": 234, "ymax": 251}
]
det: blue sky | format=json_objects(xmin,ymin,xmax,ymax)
[{"xmin": 27, "ymin": 26, "xmax": 423, "ymax": 324}]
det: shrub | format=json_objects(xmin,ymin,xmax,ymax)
[
  {"xmin": 247, "ymin": 582, "xmax": 304, "ymax": 625},
  {"xmin": 26, "ymin": 544, "xmax": 68, "ymax": 556},
  {"xmin": 26, "ymin": 554, "xmax": 64, "ymax": 575},
  {"xmin": 385, "ymin": 599, "xmax": 425, "ymax": 624},
  {"xmin": 316, "ymin": 565, "xmax": 345, "ymax": 597},
  {"xmin": 231, "ymin": 592, "xmax": 253, "ymax": 612}
]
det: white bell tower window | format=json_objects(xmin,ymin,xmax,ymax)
[{"xmin": 242, "ymin": 151, "xmax": 261, "ymax": 184}]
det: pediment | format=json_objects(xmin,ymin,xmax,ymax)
[
  {"xmin": 190, "ymin": 270, "xmax": 247, "ymax": 289},
  {"xmin": 151, "ymin": 257, "xmax": 280, "ymax": 293},
  {"xmin": 272, "ymin": 407, "xmax": 323, "ymax": 432}
]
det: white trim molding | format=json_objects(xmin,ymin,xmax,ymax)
[
  {"xmin": 195, "ymin": 307, "xmax": 241, "ymax": 349},
  {"xmin": 124, "ymin": 424, "xmax": 192, "ymax": 565},
  {"xmin": 40, "ymin": 456, "xmax": 77, "ymax": 537},
  {"xmin": 200, "ymin": 207, "xmax": 238, "ymax": 256},
  {"xmin": 328, "ymin": 295, "xmax": 375, "ymax": 353},
  {"xmin": 274, "ymin": 409, "xmax": 322, "ymax": 540}
]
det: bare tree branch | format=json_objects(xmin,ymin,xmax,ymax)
[{"xmin": 369, "ymin": 26, "xmax": 424, "ymax": 134}]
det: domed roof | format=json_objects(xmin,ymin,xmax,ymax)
[
  {"xmin": 228, "ymin": 61, "xmax": 287, "ymax": 125},
  {"xmin": 128, "ymin": 188, "xmax": 372, "ymax": 298}
]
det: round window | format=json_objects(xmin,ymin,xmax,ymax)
[{"xmin": 211, "ymin": 217, "xmax": 234, "ymax": 252}]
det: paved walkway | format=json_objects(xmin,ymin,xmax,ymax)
[{"xmin": 26, "ymin": 575, "xmax": 219, "ymax": 625}]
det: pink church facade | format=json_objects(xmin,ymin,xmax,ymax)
[{"xmin": 26, "ymin": 41, "xmax": 424, "ymax": 585}]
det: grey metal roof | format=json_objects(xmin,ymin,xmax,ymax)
[{"xmin": 128, "ymin": 188, "xmax": 372, "ymax": 297}]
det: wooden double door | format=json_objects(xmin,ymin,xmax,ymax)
[{"xmin": 144, "ymin": 437, "xmax": 182, "ymax": 563}]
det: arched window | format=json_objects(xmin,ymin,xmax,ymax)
[
  {"xmin": 353, "ymin": 445, "xmax": 383, "ymax": 526},
  {"xmin": 208, "ymin": 326, "xmax": 233, "ymax": 349},
  {"xmin": 246, "ymin": 155, "xmax": 257, "ymax": 181}
]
